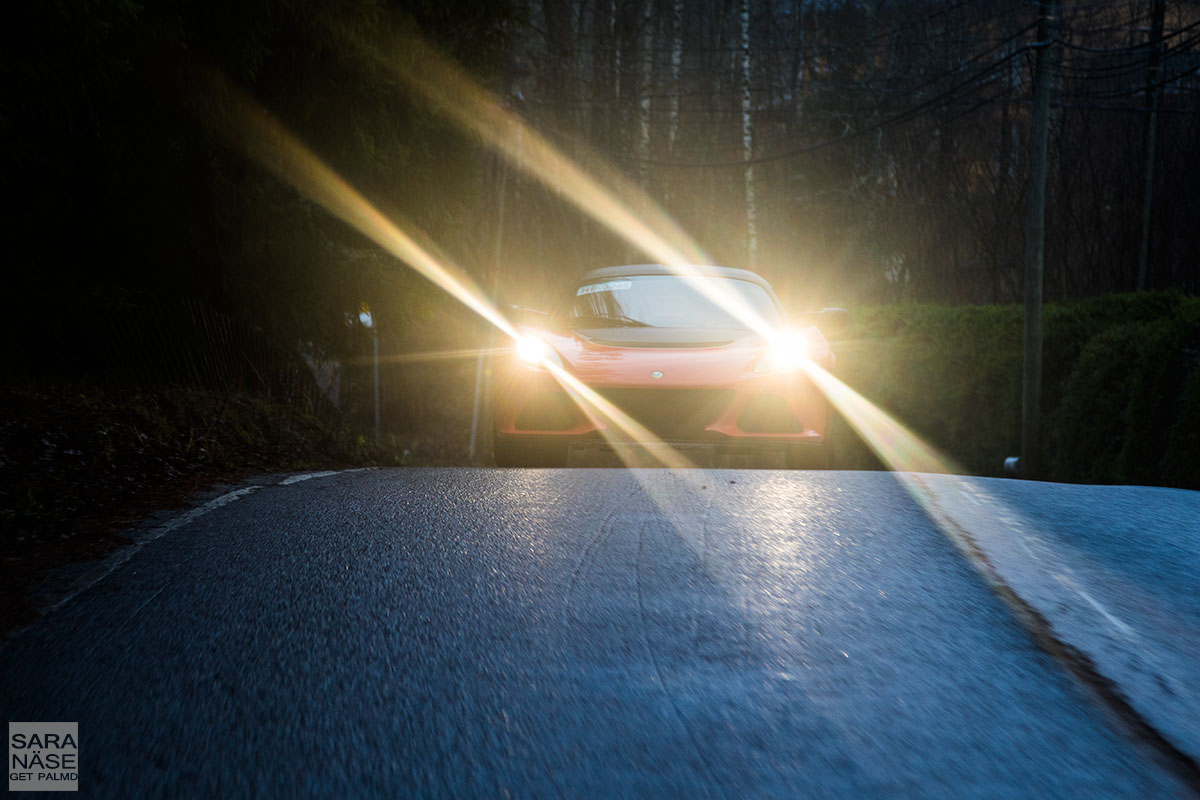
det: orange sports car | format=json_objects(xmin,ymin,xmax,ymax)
[{"xmin": 492, "ymin": 264, "xmax": 837, "ymax": 468}]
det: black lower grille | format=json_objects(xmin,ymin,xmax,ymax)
[
  {"xmin": 738, "ymin": 394, "xmax": 804, "ymax": 433},
  {"xmin": 515, "ymin": 391, "xmax": 579, "ymax": 431},
  {"xmin": 596, "ymin": 388, "xmax": 735, "ymax": 439}
]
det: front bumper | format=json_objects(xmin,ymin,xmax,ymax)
[{"xmin": 493, "ymin": 369, "xmax": 830, "ymax": 449}]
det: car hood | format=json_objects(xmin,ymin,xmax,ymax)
[{"xmin": 534, "ymin": 326, "xmax": 767, "ymax": 387}]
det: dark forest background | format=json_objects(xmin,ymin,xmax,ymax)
[{"xmin": 1, "ymin": 0, "xmax": 1198, "ymax": 473}]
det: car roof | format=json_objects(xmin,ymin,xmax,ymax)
[{"xmin": 577, "ymin": 264, "xmax": 774, "ymax": 291}]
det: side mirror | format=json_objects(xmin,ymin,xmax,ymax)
[{"xmin": 795, "ymin": 308, "xmax": 851, "ymax": 339}]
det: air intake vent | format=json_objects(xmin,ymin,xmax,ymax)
[
  {"xmin": 515, "ymin": 392, "xmax": 578, "ymax": 431},
  {"xmin": 738, "ymin": 395, "xmax": 804, "ymax": 433}
]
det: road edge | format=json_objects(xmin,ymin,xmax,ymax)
[
  {"xmin": 907, "ymin": 472, "xmax": 1200, "ymax": 791},
  {"xmin": 3, "ymin": 469, "xmax": 371, "ymax": 644}
]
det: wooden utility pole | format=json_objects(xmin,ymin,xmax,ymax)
[
  {"xmin": 1137, "ymin": 0, "xmax": 1167, "ymax": 291},
  {"xmin": 1021, "ymin": 0, "xmax": 1060, "ymax": 479}
]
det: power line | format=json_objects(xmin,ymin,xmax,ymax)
[
  {"xmin": 519, "ymin": 0, "xmax": 1199, "ymax": 169},
  {"xmin": 1056, "ymin": 17, "xmax": 1200, "ymax": 54},
  {"xmin": 1061, "ymin": 59, "xmax": 1200, "ymax": 100},
  {"xmin": 597, "ymin": 43, "xmax": 1036, "ymax": 169},
  {"xmin": 531, "ymin": 14, "xmax": 1041, "ymax": 167}
]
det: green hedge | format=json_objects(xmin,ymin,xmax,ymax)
[{"xmin": 832, "ymin": 293, "xmax": 1200, "ymax": 488}]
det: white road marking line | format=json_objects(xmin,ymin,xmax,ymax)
[
  {"xmin": 39, "ymin": 468, "xmax": 366, "ymax": 620},
  {"xmin": 45, "ymin": 485, "xmax": 262, "ymax": 614},
  {"xmin": 917, "ymin": 475, "xmax": 1140, "ymax": 642},
  {"xmin": 280, "ymin": 471, "xmax": 340, "ymax": 485},
  {"xmin": 1055, "ymin": 573, "xmax": 1136, "ymax": 638},
  {"xmin": 128, "ymin": 584, "xmax": 168, "ymax": 619}
]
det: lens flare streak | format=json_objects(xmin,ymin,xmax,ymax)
[
  {"xmin": 338, "ymin": 22, "xmax": 774, "ymax": 337},
  {"xmin": 201, "ymin": 69, "xmax": 517, "ymax": 344},
  {"xmin": 203, "ymin": 71, "xmax": 705, "ymax": 471},
  {"xmin": 802, "ymin": 362, "xmax": 952, "ymax": 477},
  {"xmin": 364, "ymin": 347, "xmax": 510, "ymax": 366}
]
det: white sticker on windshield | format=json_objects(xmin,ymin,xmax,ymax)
[{"xmin": 576, "ymin": 280, "xmax": 632, "ymax": 296}]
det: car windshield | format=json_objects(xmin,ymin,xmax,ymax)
[{"xmin": 562, "ymin": 275, "xmax": 781, "ymax": 330}]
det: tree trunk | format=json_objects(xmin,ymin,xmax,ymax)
[
  {"xmin": 667, "ymin": 0, "xmax": 683, "ymax": 157},
  {"xmin": 1136, "ymin": 0, "xmax": 1166, "ymax": 291},
  {"xmin": 740, "ymin": 0, "xmax": 757, "ymax": 270}
]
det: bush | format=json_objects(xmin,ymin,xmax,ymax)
[
  {"xmin": 1163, "ymin": 362, "xmax": 1200, "ymax": 488},
  {"xmin": 1045, "ymin": 322, "xmax": 1153, "ymax": 484},
  {"xmin": 836, "ymin": 303, "xmax": 1023, "ymax": 475},
  {"xmin": 1048, "ymin": 303, "xmax": 1200, "ymax": 487},
  {"xmin": 835, "ymin": 293, "xmax": 1200, "ymax": 487}
]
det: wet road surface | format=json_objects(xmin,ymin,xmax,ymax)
[{"xmin": 1, "ymin": 468, "xmax": 1191, "ymax": 797}]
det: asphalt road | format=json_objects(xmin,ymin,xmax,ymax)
[{"xmin": 1, "ymin": 468, "xmax": 1192, "ymax": 797}]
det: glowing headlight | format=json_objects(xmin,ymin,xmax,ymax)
[
  {"xmin": 515, "ymin": 333, "xmax": 562, "ymax": 370},
  {"xmin": 755, "ymin": 330, "xmax": 809, "ymax": 374}
]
